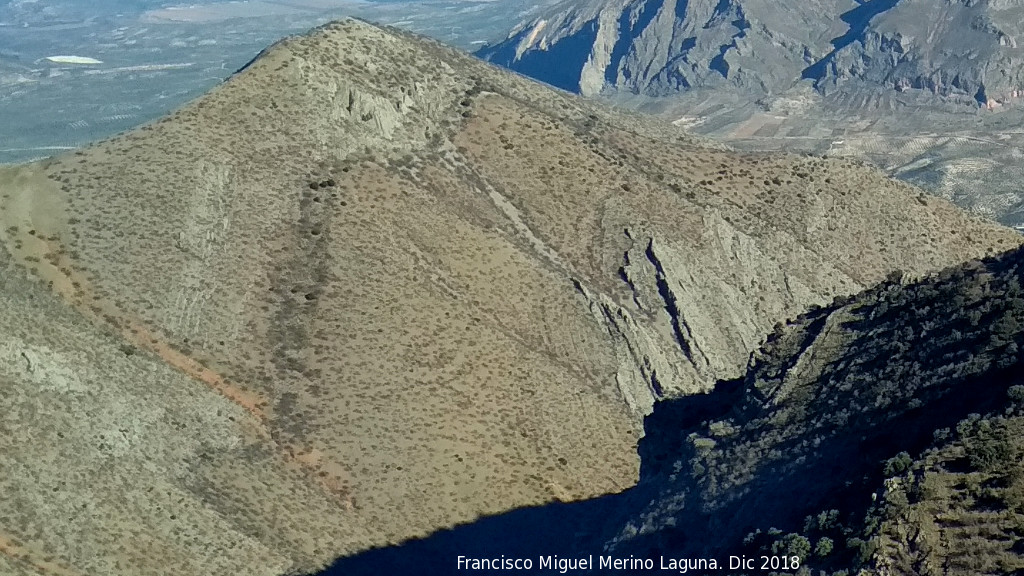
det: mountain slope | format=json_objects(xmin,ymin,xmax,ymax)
[
  {"xmin": 319, "ymin": 244, "xmax": 1024, "ymax": 576},
  {"xmin": 478, "ymin": 0, "xmax": 1024, "ymax": 231},
  {"xmin": 0, "ymin": 18, "xmax": 1019, "ymax": 576},
  {"xmin": 597, "ymin": 245, "xmax": 1024, "ymax": 574}
]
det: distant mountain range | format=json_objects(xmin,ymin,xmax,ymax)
[
  {"xmin": 478, "ymin": 0, "xmax": 1024, "ymax": 229},
  {"xmin": 478, "ymin": 0, "xmax": 844, "ymax": 97},
  {"xmin": 479, "ymin": 0, "xmax": 1024, "ymax": 107}
]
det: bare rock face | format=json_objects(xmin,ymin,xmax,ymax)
[
  {"xmin": 482, "ymin": 0, "xmax": 1024, "ymax": 106},
  {"xmin": 0, "ymin": 18, "xmax": 1019, "ymax": 576},
  {"xmin": 477, "ymin": 0, "xmax": 849, "ymax": 97},
  {"xmin": 810, "ymin": 0, "xmax": 1024, "ymax": 106}
]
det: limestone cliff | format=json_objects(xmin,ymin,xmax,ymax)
[
  {"xmin": 811, "ymin": 0, "xmax": 1024, "ymax": 107},
  {"xmin": 477, "ymin": 0, "xmax": 848, "ymax": 97}
]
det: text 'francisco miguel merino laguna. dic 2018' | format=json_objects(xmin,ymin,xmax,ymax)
[{"xmin": 456, "ymin": 554, "xmax": 803, "ymax": 573}]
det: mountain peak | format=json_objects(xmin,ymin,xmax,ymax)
[{"xmin": 0, "ymin": 17, "xmax": 1019, "ymax": 576}]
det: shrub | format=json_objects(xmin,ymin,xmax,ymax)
[
  {"xmin": 772, "ymin": 533, "xmax": 811, "ymax": 559},
  {"xmin": 1008, "ymin": 385, "xmax": 1024, "ymax": 403},
  {"xmin": 883, "ymin": 452, "xmax": 912, "ymax": 477},
  {"xmin": 814, "ymin": 536, "xmax": 834, "ymax": 557}
]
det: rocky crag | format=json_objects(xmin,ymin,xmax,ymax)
[
  {"xmin": 481, "ymin": 0, "xmax": 1024, "ymax": 107},
  {"xmin": 477, "ymin": 0, "xmax": 848, "ymax": 97}
]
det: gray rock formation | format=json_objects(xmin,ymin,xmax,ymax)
[
  {"xmin": 477, "ymin": 0, "xmax": 848, "ymax": 97},
  {"xmin": 811, "ymin": 0, "xmax": 1024, "ymax": 108},
  {"xmin": 481, "ymin": 0, "xmax": 1024, "ymax": 106}
]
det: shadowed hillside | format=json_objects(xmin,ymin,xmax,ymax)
[
  {"xmin": 600, "ymin": 246, "xmax": 1024, "ymax": 573},
  {"xmin": 319, "ymin": 244, "xmax": 1024, "ymax": 575},
  {"xmin": 0, "ymin": 17, "xmax": 1019, "ymax": 576}
]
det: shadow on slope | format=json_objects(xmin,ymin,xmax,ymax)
[
  {"xmin": 312, "ymin": 355, "xmax": 1016, "ymax": 575},
  {"xmin": 802, "ymin": 0, "xmax": 902, "ymax": 81},
  {"xmin": 315, "ymin": 250, "xmax": 1024, "ymax": 576},
  {"xmin": 312, "ymin": 378, "xmax": 745, "ymax": 575},
  {"xmin": 476, "ymin": 19, "xmax": 600, "ymax": 93}
]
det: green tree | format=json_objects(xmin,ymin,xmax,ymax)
[{"xmin": 883, "ymin": 452, "xmax": 912, "ymax": 477}]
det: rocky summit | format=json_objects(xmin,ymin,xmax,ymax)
[{"xmin": 0, "ymin": 17, "xmax": 1019, "ymax": 576}]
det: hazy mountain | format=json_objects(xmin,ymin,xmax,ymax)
[
  {"xmin": 809, "ymin": 0, "xmax": 1024, "ymax": 108},
  {"xmin": 476, "ymin": 0, "xmax": 848, "ymax": 97},
  {"xmin": 478, "ymin": 0, "xmax": 1024, "ymax": 229},
  {"xmin": 0, "ymin": 18, "xmax": 1019, "ymax": 576},
  {"xmin": 479, "ymin": 0, "xmax": 1024, "ymax": 104}
]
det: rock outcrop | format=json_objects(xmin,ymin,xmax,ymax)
[
  {"xmin": 810, "ymin": 0, "xmax": 1024, "ymax": 107},
  {"xmin": 477, "ymin": 0, "xmax": 848, "ymax": 97}
]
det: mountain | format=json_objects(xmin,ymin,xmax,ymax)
[
  {"xmin": 810, "ymin": 0, "xmax": 1024, "ymax": 108},
  {"xmin": 478, "ymin": 0, "xmax": 1024, "ymax": 229},
  {"xmin": 479, "ymin": 0, "xmax": 1024, "ymax": 105},
  {"xmin": 0, "ymin": 18, "xmax": 1019, "ymax": 576},
  {"xmin": 476, "ymin": 0, "xmax": 848, "ymax": 97}
]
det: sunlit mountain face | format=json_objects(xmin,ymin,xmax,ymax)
[{"xmin": 0, "ymin": 0, "xmax": 558, "ymax": 164}]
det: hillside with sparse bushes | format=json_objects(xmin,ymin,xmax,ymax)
[{"xmin": 0, "ymin": 17, "xmax": 1020, "ymax": 576}]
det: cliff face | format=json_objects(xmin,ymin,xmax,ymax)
[
  {"xmin": 0, "ymin": 18, "xmax": 1019, "ymax": 576},
  {"xmin": 477, "ymin": 0, "xmax": 848, "ymax": 97},
  {"xmin": 596, "ymin": 245, "xmax": 1024, "ymax": 574},
  {"xmin": 481, "ymin": 0, "xmax": 1024, "ymax": 106},
  {"xmin": 810, "ymin": 0, "xmax": 1024, "ymax": 107}
]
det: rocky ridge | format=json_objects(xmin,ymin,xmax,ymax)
[
  {"xmin": 481, "ymin": 0, "xmax": 1024, "ymax": 107},
  {"xmin": 477, "ymin": 0, "xmax": 848, "ymax": 97}
]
